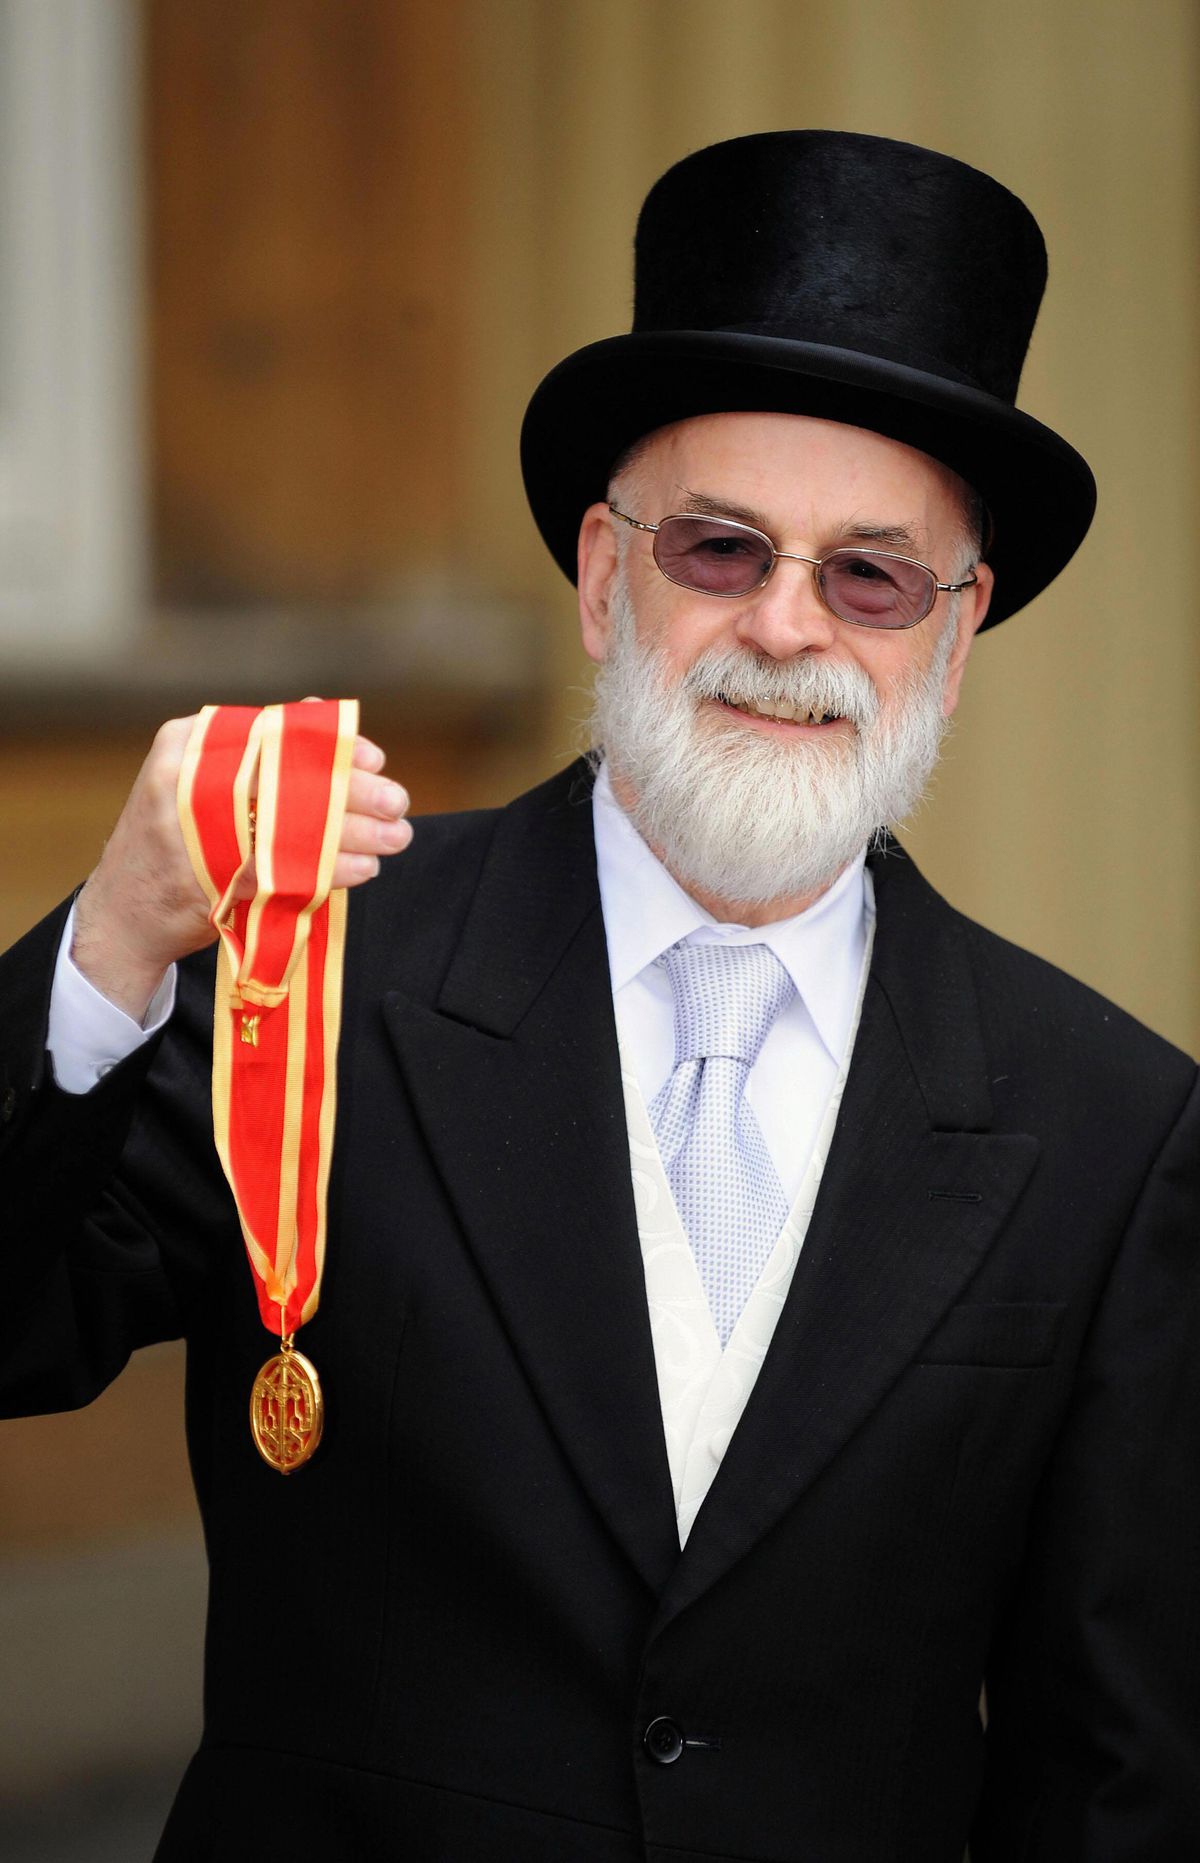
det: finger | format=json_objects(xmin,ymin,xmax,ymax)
[
  {"xmin": 351, "ymin": 734, "xmax": 387, "ymax": 775},
  {"xmin": 340, "ymin": 809, "xmax": 413, "ymax": 857},
  {"xmin": 345, "ymin": 768, "xmax": 408, "ymax": 822},
  {"xmin": 142, "ymin": 715, "xmax": 200, "ymax": 802},
  {"xmin": 332, "ymin": 852, "xmax": 382, "ymax": 889},
  {"xmin": 150, "ymin": 714, "xmax": 200, "ymax": 758}
]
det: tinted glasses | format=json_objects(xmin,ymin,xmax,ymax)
[{"xmin": 609, "ymin": 505, "xmax": 976, "ymax": 630}]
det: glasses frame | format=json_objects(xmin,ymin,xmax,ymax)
[{"xmin": 608, "ymin": 504, "xmax": 977, "ymax": 631}]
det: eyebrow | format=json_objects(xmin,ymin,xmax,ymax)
[
  {"xmin": 676, "ymin": 488, "xmax": 772, "ymax": 528},
  {"xmin": 842, "ymin": 521, "xmax": 924, "ymax": 553},
  {"xmin": 676, "ymin": 488, "xmax": 927, "ymax": 557}
]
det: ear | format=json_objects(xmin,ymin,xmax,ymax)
[
  {"xmin": 941, "ymin": 560, "xmax": 993, "ymax": 717},
  {"xmin": 577, "ymin": 502, "xmax": 619, "ymax": 665}
]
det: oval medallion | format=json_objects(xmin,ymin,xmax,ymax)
[{"xmin": 250, "ymin": 1346, "xmax": 324, "ymax": 1474}]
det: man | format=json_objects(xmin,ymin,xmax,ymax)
[{"xmin": 1, "ymin": 131, "xmax": 1197, "ymax": 1861}]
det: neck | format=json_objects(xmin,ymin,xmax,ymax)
[
  {"xmin": 607, "ymin": 768, "xmax": 848, "ymax": 926},
  {"xmin": 682, "ymin": 873, "xmax": 843, "ymax": 926}
]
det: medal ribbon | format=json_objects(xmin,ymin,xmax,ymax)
[{"xmin": 177, "ymin": 699, "xmax": 358, "ymax": 1338}]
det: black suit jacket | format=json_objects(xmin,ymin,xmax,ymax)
[{"xmin": 1, "ymin": 762, "xmax": 1198, "ymax": 1862}]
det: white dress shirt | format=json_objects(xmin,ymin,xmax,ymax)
[
  {"xmin": 48, "ymin": 902, "xmax": 176, "ymax": 1093},
  {"xmin": 592, "ymin": 762, "xmax": 870, "ymax": 1209}
]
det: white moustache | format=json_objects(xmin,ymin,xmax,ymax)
[{"xmin": 680, "ymin": 649, "xmax": 881, "ymax": 730}]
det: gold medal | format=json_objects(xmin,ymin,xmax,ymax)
[{"xmin": 249, "ymin": 1337, "xmax": 324, "ymax": 1474}]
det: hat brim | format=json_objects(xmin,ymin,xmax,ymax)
[{"xmin": 520, "ymin": 330, "xmax": 1096, "ymax": 628}]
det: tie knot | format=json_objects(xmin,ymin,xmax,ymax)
[{"xmin": 659, "ymin": 940, "xmax": 795, "ymax": 1067}]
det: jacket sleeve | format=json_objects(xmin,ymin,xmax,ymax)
[
  {"xmin": 0, "ymin": 901, "xmax": 196, "ymax": 1417},
  {"xmin": 972, "ymin": 1069, "xmax": 1200, "ymax": 1859}
]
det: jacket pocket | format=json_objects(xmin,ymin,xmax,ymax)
[{"xmin": 917, "ymin": 1301, "xmax": 1067, "ymax": 1368}]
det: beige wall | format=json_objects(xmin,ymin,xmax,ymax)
[{"xmin": 460, "ymin": 0, "xmax": 1200, "ymax": 1054}]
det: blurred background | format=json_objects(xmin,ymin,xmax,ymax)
[{"xmin": 0, "ymin": 1, "xmax": 1196, "ymax": 1856}]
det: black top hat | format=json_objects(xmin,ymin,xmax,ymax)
[{"xmin": 520, "ymin": 131, "xmax": 1095, "ymax": 628}]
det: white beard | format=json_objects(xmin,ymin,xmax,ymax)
[{"xmin": 591, "ymin": 574, "xmax": 957, "ymax": 909}]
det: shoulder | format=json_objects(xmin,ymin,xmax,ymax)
[
  {"xmin": 870, "ymin": 840, "xmax": 1197, "ymax": 1149},
  {"xmin": 955, "ymin": 906, "xmax": 1196, "ymax": 1170},
  {"xmin": 360, "ymin": 760, "xmax": 593, "ymax": 917},
  {"xmin": 956, "ymin": 905, "xmax": 1193, "ymax": 1091},
  {"xmin": 341, "ymin": 760, "xmax": 597, "ymax": 999}
]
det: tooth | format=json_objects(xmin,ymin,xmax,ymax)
[{"xmin": 773, "ymin": 700, "xmax": 796, "ymax": 721}]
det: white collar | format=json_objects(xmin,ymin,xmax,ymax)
[{"xmin": 592, "ymin": 761, "xmax": 871, "ymax": 1066}]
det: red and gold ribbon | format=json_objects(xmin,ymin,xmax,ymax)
[{"xmin": 177, "ymin": 698, "xmax": 358, "ymax": 1470}]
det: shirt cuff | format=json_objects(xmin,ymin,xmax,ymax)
[{"xmin": 47, "ymin": 901, "xmax": 177, "ymax": 1094}]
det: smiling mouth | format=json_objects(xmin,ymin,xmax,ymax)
[{"xmin": 716, "ymin": 692, "xmax": 844, "ymax": 726}]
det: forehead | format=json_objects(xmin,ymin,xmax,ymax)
[{"xmin": 627, "ymin": 411, "xmax": 968, "ymax": 543}]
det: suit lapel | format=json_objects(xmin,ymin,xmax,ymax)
[
  {"xmin": 380, "ymin": 768, "xmax": 1038, "ymax": 1616},
  {"xmin": 653, "ymin": 843, "xmax": 1039, "ymax": 1629},
  {"xmin": 381, "ymin": 765, "xmax": 680, "ymax": 1596}
]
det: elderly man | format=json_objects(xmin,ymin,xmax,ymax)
[{"xmin": 1, "ymin": 132, "xmax": 1197, "ymax": 1862}]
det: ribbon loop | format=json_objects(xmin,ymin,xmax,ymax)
[{"xmin": 178, "ymin": 699, "xmax": 358, "ymax": 1340}]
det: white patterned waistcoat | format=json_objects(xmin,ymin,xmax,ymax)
[{"xmin": 620, "ymin": 898, "xmax": 876, "ymax": 1545}]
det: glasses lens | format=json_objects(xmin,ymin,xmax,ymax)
[
  {"xmin": 820, "ymin": 551, "xmax": 935, "ymax": 628},
  {"xmin": 653, "ymin": 516, "xmax": 773, "ymax": 596}
]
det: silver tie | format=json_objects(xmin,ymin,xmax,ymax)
[{"xmin": 649, "ymin": 941, "xmax": 795, "ymax": 1346}]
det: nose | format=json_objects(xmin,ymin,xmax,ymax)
[{"xmin": 732, "ymin": 556, "xmax": 840, "ymax": 660}]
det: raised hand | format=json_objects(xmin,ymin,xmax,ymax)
[{"xmin": 72, "ymin": 715, "xmax": 411, "ymax": 1022}]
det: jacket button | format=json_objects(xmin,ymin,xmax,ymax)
[
  {"xmin": 644, "ymin": 1716, "xmax": 684, "ymax": 1765},
  {"xmin": 1, "ymin": 1086, "xmax": 16, "ymax": 1123}
]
